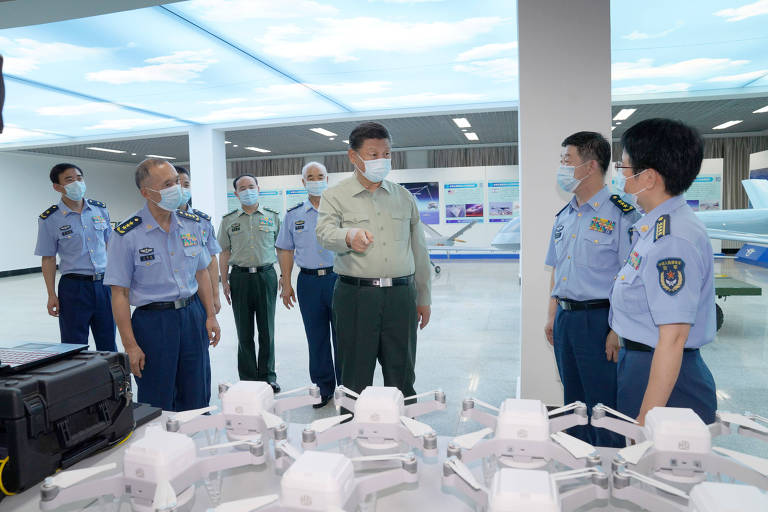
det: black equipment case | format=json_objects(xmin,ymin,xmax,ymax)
[{"xmin": 0, "ymin": 351, "xmax": 133, "ymax": 494}]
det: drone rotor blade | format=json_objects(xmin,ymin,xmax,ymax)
[
  {"xmin": 308, "ymin": 414, "xmax": 352, "ymax": 433},
  {"xmin": 452, "ymin": 428, "xmax": 493, "ymax": 450},
  {"xmin": 214, "ymin": 495, "xmax": 279, "ymax": 512},
  {"xmin": 400, "ymin": 416, "xmax": 434, "ymax": 437},
  {"xmin": 719, "ymin": 412, "xmax": 768, "ymax": 434},
  {"xmin": 49, "ymin": 463, "xmax": 118, "ymax": 489},
  {"xmin": 201, "ymin": 438, "xmax": 261, "ymax": 451},
  {"xmin": 152, "ymin": 480, "xmax": 177, "ymax": 511},
  {"xmin": 261, "ymin": 410, "xmax": 285, "ymax": 430},
  {"xmin": 712, "ymin": 447, "xmax": 768, "ymax": 477},
  {"xmin": 446, "ymin": 457, "xmax": 482, "ymax": 491},
  {"xmin": 617, "ymin": 440, "xmax": 654, "ymax": 464},
  {"xmin": 551, "ymin": 432, "xmax": 596, "ymax": 459},
  {"xmin": 172, "ymin": 406, "xmax": 218, "ymax": 424}
]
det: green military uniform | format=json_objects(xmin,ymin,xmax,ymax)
[
  {"xmin": 218, "ymin": 206, "xmax": 281, "ymax": 382},
  {"xmin": 316, "ymin": 176, "xmax": 431, "ymax": 397}
]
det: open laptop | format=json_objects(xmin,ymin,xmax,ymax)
[{"xmin": 0, "ymin": 342, "xmax": 88, "ymax": 374}]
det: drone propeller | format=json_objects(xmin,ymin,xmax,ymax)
[
  {"xmin": 452, "ymin": 428, "xmax": 494, "ymax": 450},
  {"xmin": 621, "ymin": 469, "xmax": 688, "ymax": 499},
  {"xmin": 551, "ymin": 432, "xmax": 596, "ymax": 459},
  {"xmin": 152, "ymin": 480, "xmax": 177, "ymax": 511},
  {"xmin": 719, "ymin": 412, "xmax": 768, "ymax": 435},
  {"xmin": 171, "ymin": 405, "xmax": 218, "ymax": 424},
  {"xmin": 445, "ymin": 457, "xmax": 482, "ymax": 491},
  {"xmin": 47, "ymin": 463, "xmax": 118, "ymax": 489},
  {"xmin": 616, "ymin": 440, "xmax": 654, "ymax": 464},
  {"xmin": 275, "ymin": 384, "xmax": 315, "ymax": 398},
  {"xmin": 308, "ymin": 414, "xmax": 352, "ymax": 433},
  {"xmin": 712, "ymin": 447, "xmax": 768, "ymax": 477},
  {"xmin": 336, "ymin": 386, "xmax": 360, "ymax": 398},
  {"xmin": 275, "ymin": 440, "xmax": 303, "ymax": 461},
  {"xmin": 211, "ymin": 495, "xmax": 279, "ymax": 512},
  {"xmin": 261, "ymin": 410, "xmax": 285, "ymax": 430},
  {"xmin": 595, "ymin": 405, "xmax": 638, "ymax": 424},
  {"xmin": 400, "ymin": 416, "xmax": 434, "ymax": 437},
  {"xmin": 547, "ymin": 402, "xmax": 583, "ymax": 417},
  {"xmin": 201, "ymin": 438, "xmax": 262, "ymax": 452}
]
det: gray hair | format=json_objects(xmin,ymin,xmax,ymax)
[
  {"xmin": 301, "ymin": 161, "xmax": 328, "ymax": 180},
  {"xmin": 135, "ymin": 158, "xmax": 170, "ymax": 189}
]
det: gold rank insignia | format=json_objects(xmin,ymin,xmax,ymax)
[
  {"xmin": 176, "ymin": 210, "xmax": 200, "ymax": 222},
  {"xmin": 115, "ymin": 216, "xmax": 142, "ymax": 235},
  {"xmin": 87, "ymin": 199, "xmax": 107, "ymax": 208},
  {"xmin": 39, "ymin": 204, "xmax": 59, "ymax": 219},
  {"xmin": 192, "ymin": 208, "xmax": 210, "ymax": 221},
  {"xmin": 609, "ymin": 194, "xmax": 636, "ymax": 214},
  {"xmin": 654, "ymin": 214, "xmax": 670, "ymax": 242}
]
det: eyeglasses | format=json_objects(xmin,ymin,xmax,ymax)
[{"xmin": 613, "ymin": 162, "xmax": 636, "ymax": 173}]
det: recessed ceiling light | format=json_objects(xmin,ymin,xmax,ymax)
[
  {"xmin": 233, "ymin": 144, "xmax": 239, "ymax": 147},
  {"xmin": 712, "ymin": 120, "xmax": 743, "ymax": 130},
  {"xmin": 613, "ymin": 108, "xmax": 636, "ymax": 121},
  {"xmin": 611, "ymin": 126, "xmax": 616, "ymax": 131},
  {"xmin": 453, "ymin": 117, "xmax": 471, "ymax": 128},
  {"xmin": 343, "ymin": 139, "xmax": 350, "ymax": 144},
  {"xmin": 464, "ymin": 132, "xmax": 479, "ymax": 141},
  {"xmin": 329, "ymin": 137, "xmax": 335, "ymax": 141},
  {"xmin": 754, "ymin": 105, "xmax": 768, "ymax": 113},
  {"xmin": 145, "ymin": 154, "xmax": 176, "ymax": 160},
  {"xmin": 461, "ymin": 129, "xmax": 468, "ymax": 132},
  {"xmin": 131, "ymin": 153, "xmax": 137, "ymax": 156},
  {"xmin": 245, "ymin": 147, "xmax": 271, "ymax": 153},
  {"xmin": 225, "ymin": 140, "xmax": 232, "ymax": 144},
  {"xmin": 310, "ymin": 127, "xmax": 337, "ymax": 137},
  {"xmin": 87, "ymin": 147, "xmax": 126, "ymax": 154},
  {"xmin": 615, "ymin": 121, "xmax": 622, "ymax": 125}
]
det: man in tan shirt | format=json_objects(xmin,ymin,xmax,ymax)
[{"xmin": 317, "ymin": 121, "xmax": 431, "ymax": 398}]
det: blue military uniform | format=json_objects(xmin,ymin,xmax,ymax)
[
  {"xmin": 34, "ymin": 198, "xmax": 117, "ymax": 351},
  {"xmin": 104, "ymin": 204, "xmax": 212, "ymax": 411},
  {"xmin": 610, "ymin": 195, "xmax": 717, "ymax": 423},
  {"xmin": 545, "ymin": 186, "xmax": 641, "ymax": 447},
  {"xmin": 276, "ymin": 201, "xmax": 339, "ymax": 398},
  {"xmin": 192, "ymin": 208, "xmax": 223, "ymax": 257}
]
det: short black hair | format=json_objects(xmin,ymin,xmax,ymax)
[
  {"xmin": 174, "ymin": 165, "xmax": 190, "ymax": 177},
  {"xmin": 135, "ymin": 158, "xmax": 170, "ymax": 189},
  {"xmin": 349, "ymin": 121, "xmax": 392, "ymax": 151},
  {"xmin": 561, "ymin": 131, "xmax": 610, "ymax": 175},
  {"xmin": 621, "ymin": 118, "xmax": 703, "ymax": 196},
  {"xmin": 233, "ymin": 174, "xmax": 258, "ymax": 190},
  {"xmin": 49, "ymin": 163, "xmax": 83, "ymax": 184}
]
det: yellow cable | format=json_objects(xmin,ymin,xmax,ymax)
[
  {"xmin": 0, "ymin": 456, "xmax": 16, "ymax": 496},
  {"xmin": 112, "ymin": 429, "xmax": 134, "ymax": 447}
]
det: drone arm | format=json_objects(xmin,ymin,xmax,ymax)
[
  {"xmin": 737, "ymin": 425, "xmax": 768, "ymax": 443},
  {"xmin": 453, "ymin": 438, "xmax": 504, "ymax": 465},
  {"xmin": 611, "ymin": 470, "xmax": 688, "ymax": 512},
  {"xmin": 273, "ymin": 388, "xmax": 321, "ymax": 415},
  {"xmin": 441, "ymin": 471, "xmax": 488, "ymax": 510},
  {"xmin": 545, "ymin": 441, "xmax": 590, "ymax": 469},
  {"xmin": 549, "ymin": 412, "xmax": 587, "ymax": 434},
  {"xmin": 353, "ymin": 464, "xmax": 418, "ymax": 504},
  {"xmin": 197, "ymin": 446, "xmax": 266, "ymax": 476},
  {"xmin": 590, "ymin": 415, "xmax": 643, "ymax": 441},
  {"xmin": 461, "ymin": 408, "xmax": 498, "ymax": 430},
  {"xmin": 705, "ymin": 452, "xmax": 768, "ymax": 489},
  {"xmin": 175, "ymin": 414, "xmax": 225, "ymax": 435},
  {"xmin": 403, "ymin": 390, "xmax": 446, "ymax": 417},
  {"xmin": 307, "ymin": 423, "xmax": 356, "ymax": 448},
  {"xmin": 40, "ymin": 474, "xmax": 124, "ymax": 511}
]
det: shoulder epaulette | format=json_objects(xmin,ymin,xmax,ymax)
[
  {"xmin": 654, "ymin": 214, "xmax": 670, "ymax": 242},
  {"xmin": 87, "ymin": 198, "xmax": 106, "ymax": 208},
  {"xmin": 264, "ymin": 207, "xmax": 279, "ymax": 215},
  {"xmin": 287, "ymin": 202, "xmax": 303, "ymax": 213},
  {"xmin": 176, "ymin": 209, "xmax": 200, "ymax": 222},
  {"xmin": 39, "ymin": 204, "xmax": 58, "ymax": 219},
  {"xmin": 555, "ymin": 203, "xmax": 569, "ymax": 217},
  {"xmin": 609, "ymin": 194, "xmax": 636, "ymax": 214},
  {"xmin": 115, "ymin": 216, "xmax": 142, "ymax": 235},
  {"xmin": 223, "ymin": 209, "xmax": 238, "ymax": 217},
  {"xmin": 191, "ymin": 208, "xmax": 210, "ymax": 221}
]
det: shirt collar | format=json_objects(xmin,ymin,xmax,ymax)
[
  {"xmin": 140, "ymin": 203, "xmax": 180, "ymax": 233},
  {"xmin": 237, "ymin": 206, "xmax": 263, "ymax": 216},
  {"xmin": 57, "ymin": 199, "xmax": 91, "ymax": 216},
  {"xmin": 349, "ymin": 174, "xmax": 392, "ymax": 196},
  {"xmin": 569, "ymin": 186, "xmax": 610, "ymax": 212},
  {"xmin": 304, "ymin": 201, "xmax": 317, "ymax": 212},
  {"xmin": 632, "ymin": 195, "xmax": 685, "ymax": 239}
]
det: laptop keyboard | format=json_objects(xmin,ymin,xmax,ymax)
[{"xmin": 0, "ymin": 349, "xmax": 49, "ymax": 366}]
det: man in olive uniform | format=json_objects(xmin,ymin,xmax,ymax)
[
  {"xmin": 316, "ymin": 121, "xmax": 431, "ymax": 398},
  {"xmin": 218, "ymin": 174, "xmax": 282, "ymax": 391}
]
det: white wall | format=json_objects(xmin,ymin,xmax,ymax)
[
  {"xmin": 750, "ymin": 149, "xmax": 768, "ymax": 171},
  {"xmin": 0, "ymin": 151, "xmax": 141, "ymax": 272}
]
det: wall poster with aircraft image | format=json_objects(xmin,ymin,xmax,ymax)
[
  {"xmin": 286, "ymin": 189, "xmax": 309, "ymax": 210},
  {"xmin": 684, "ymin": 175, "xmax": 722, "ymax": 211},
  {"xmin": 402, "ymin": 181, "xmax": 440, "ymax": 224},
  {"xmin": 488, "ymin": 181, "xmax": 519, "ymax": 222},
  {"xmin": 444, "ymin": 182, "xmax": 484, "ymax": 223}
]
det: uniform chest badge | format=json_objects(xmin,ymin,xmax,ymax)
[
  {"xmin": 589, "ymin": 217, "xmax": 615, "ymax": 234},
  {"xmin": 92, "ymin": 215, "xmax": 105, "ymax": 224},
  {"xmin": 295, "ymin": 220, "xmax": 305, "ymax": 231},
  {"xmin": 629, "ymin": 251, "xmax": 642, "ymax": 270},
  {"xmin": 657, "ymin": 258, "xmax": 685, "ymax": 295},
  {"xmin": 231, "ymin": 222, "xmax": 241, "ymax": 232},
  {"xmin": 181, "ymin": 233, "xmax": 199, "ymax": 247},
  {"xmin": 59, "ymin": 225, "xmax": 71, "ymax": 231},
  {"xmin": 259, "ymin": 218, "xmax": 274, "ymax": 227},
  {"xmin": 59, "ymin": 224, "xmax": 73, "ymax": 236},
  {"xmin": 139, "ymin": 247, "xmax": 155, "ymax": 262},
  {"xmin": 554, "ymin": 224, "xmax": 564, "ymax": 240}
]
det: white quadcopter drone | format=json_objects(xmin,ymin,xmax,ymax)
[
  {"xmin": 446, "ymin": 398, "xmax": 600, "ymax": 471},
  {"xmin": 612, "ymin": 470, "xmax": 768, "ymax": 512},
  {"xmin": 591, "ymin": 404, "xmax": 768, "ymax": 489},
  {"xmin": 166, "ymin": 381, "xmax": 321, "ymax": 444},
  {"xmin": 300, "ymin": 385, "xmax": 445, "ymax": 457},
  {"xmin": 208, "ymin": 440, "xmax": 419, "ymax": 512},
  {"xmin": 442, "ymin": 456, "xmax": 609, "ymax": 512},
  {"xmin": 39, "ymin": 425, "xmax": 267, "ymax": 512}
]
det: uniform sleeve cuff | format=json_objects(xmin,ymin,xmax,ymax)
[{"xmin": 650, "ymin": 308, "xmax": 697, "ymax": 326}]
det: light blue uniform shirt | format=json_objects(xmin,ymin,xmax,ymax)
[
  {"xmin": 104, "ymin": 204, "xmax": 211, "ymax": 307},
  {"xmin": 545, "ymin": 186, "xmax": 641, "ymax": 301},
  {"xmin": 34, "ymin": 198, "xmax": 111, "ymax": 275},
  {"xmin": 276, "ymin": 201, "xmax": 335, "ymax": 269},
  {"xmin": 191, "ymin": 208, "xmax": 222, "ymax": 256},
  {"xmin": 609, "ymin": 195, "xmax": 716, "ymax": 348}
]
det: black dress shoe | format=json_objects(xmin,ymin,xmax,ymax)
[
  {"xmin": 313, "ymin": 395, "xmax": 331, "ymax": 409},
  {"xmin": 269, "ymin": 382, "xmax": 281, "ymax": 393}
]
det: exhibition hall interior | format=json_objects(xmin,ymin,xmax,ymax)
[{"xmin": 2, "ymin": 0, "xmax": 768, "ymax": 510}]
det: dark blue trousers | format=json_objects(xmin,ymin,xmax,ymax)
[
  {"xmin": 297, "ymin": 271, "xmax": 340, "ymax": 398},
  {"xmin": 553, "ymin": 305, "xmax": 624, "ymax": 447},
  {"xmin": 58, "ymin": 276, "xmax": 116, "ymax": 351},
  {"xmin": 617, "ymin": 348, "xmax": 717, "ymax": 425},
  {"xmin": 131, "ymin": 294, "xmax": 211, "ymax": 412}
]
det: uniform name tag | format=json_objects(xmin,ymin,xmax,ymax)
[
  {"xmin": 295, "ymin": 220, "xmax": 305, "ymax": 231},
  {"xmin": 231, "ymin": 223, "xmax": 240, "ymax": 232},
  {"xmin": 181, "ymin": 233, "xmax": 199, "ymax": 247},
  {"xmin": 140, "ymin": 254, "xmax": 155, "ymax": 262},
  {"xmin": 61, "ymin": 230, "xmax": 73, "ymax": 237},
  {"xmin": 589, "ymin": 217, "xmax": 615, "ymax": 234}
]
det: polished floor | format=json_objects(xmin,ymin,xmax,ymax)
[{"xmin": 1, "ymin": 258, "xmax": 767, "ymax": 458}]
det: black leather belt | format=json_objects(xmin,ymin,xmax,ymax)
[
  {"xmin": 339, "ymin": 274, "xmax": 413, "ymax": 288},
  {"xmin": 137, "ymin": 296, "xmax": 193, "ymax": 311},
  {"xmin": 620, "ymin": 337, "xmax": 698, "ymax": 353},
  {"xmin": 300, "ymin": 267, "xmax": 335, "ymax": 276},
  {"xmin": 556, "ymin": 298, "xmax": 610, "ymax": 311},
  {"xmin": 232, "ymin": 264, "xmax": 273, "ymax": 273},
  {"xmin": 62, "ymin": 273, "xmax": 104, "ymax": 281}
]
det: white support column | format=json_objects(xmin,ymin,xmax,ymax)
[
  {"xmin": 517, "ymin": 0, "xmax": 612, "ymax": 404},
  {"xmin": 188, "ymin": 126, "xmax": 228, "ymax": 229}
]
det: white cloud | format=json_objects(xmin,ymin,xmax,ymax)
[
  {"xmin": 86, "ymin": 50, "xmax": 217, "ymax": 84},
  {"xmin": 84, "ymin": 118, "xmax": 168, "ymax": 131},
  {"xmin": 611, "ymin": 83, "xmax": 691, "ymax": 96},
  {"xmin": 200, "ymin": 97, "xmax": 249, "ymax": 105},
  {"xmin": 612, "ymin": 57, "xmax": 749, "ymax": 81},
  {"xmin": 714, "ymin": 0, "xmax": 768, "ymax": 22},
  {"xmin": 249, "ymin": 81, "xmax": 392, "ymax": 99},
  {"xmin": 258, "ymin": 16, "xmax": 507, "ymax": 62},
  {"xmin": 454, "ymin": 57, "xmax": 518, "ymax": 82},
  {"xmin": 368, "ymin": 0, "xmax": 444, "ymax": 3},
  {"xmin": 185, "ymin": 0, "xmax": 338, "ymax": 21},
  {"xmin": 353, "ymin": 91, "xmax": 486, "ymax": 109},
  {"xmin": 622, "ymin": 22, "xmax": 683, "ymax": 40},
  {"xmin": 36, "ymin": 102, "xmax": 120, "ymax": 116},
  {"xmin": 192, "ymin": 106, "xmax": 279, "ymax": 123},
  {"xmin": 707, "ymin": 69, "xmax": 768, "ymax": 82},
  {"xmin": 0, "ymin": 125, "xmax": 49, "ymax": 143},
  {"xmin": 456, "ymin": 42, "xmax": 517, "ymax": 62},
  {"xmin": 0, "ymin": 36, "xmax": 107, "ymax": 74}
]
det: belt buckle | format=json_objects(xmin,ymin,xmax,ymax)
[
  {"xmin": 173, "ymin": 298, "xmax": 186, "ymax": 309},
  {"xmin": 93, "ymin": 273, "xmax": 104, "ymax": 281},
  {"xmin": 318, "ymin": 269, "xmax": 327, "ymax": 276},
  {"xmin": 374, "ymin": 277, "xmax": 393, "ymax": 287},
  {"xmin": 248, "ymin": 267, "xmax": 258, "ymax": 273}
]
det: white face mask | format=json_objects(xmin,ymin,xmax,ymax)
[
  {"xmin": 63, "ymin": 180, "xmax": 87, "ymax": 201},
  {"xmin": 615, "ymin": 168, "xmax": 649, "ymax": 208},
  {"xmin": 305, "ymin": 180, "xmax": 328, "ymax": 196},
  {"xmin": 556, "ymin": 162, "xmax": 589, "ymax": 193},
  {"xmin": 356, "ymin": 154, "xmax": 391, "ymax": 183},
  {"xmin": 149, "ymin": 184, "xmax": 182, "ymax": 211}
]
